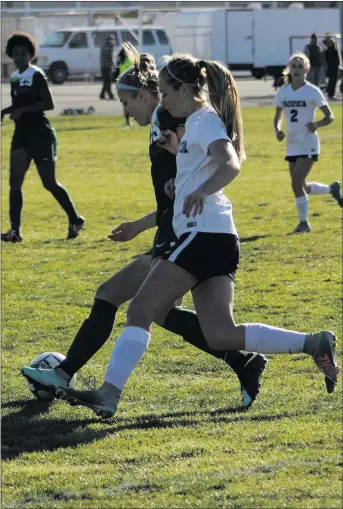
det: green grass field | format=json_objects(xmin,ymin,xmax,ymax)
[{"xmin": 1, "ymin": 106, "xmax": 342, "ymax": 509}]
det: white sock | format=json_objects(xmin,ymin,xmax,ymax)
[
  {"xmin": 104, "ymin": 326, "xmax": 150, "ymax": 390},
  {"xmin": 245, "ymin": 323, "xmax": 306, "ymax": 354},
  {"xmin": 308, "ymin": 182, "xmax": 330, "ymax": 195},
  {"xmin": 295, "ymin": 195, "xmax": 309, "ymax": 222}
]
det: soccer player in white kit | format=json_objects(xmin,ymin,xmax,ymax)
[
  {"xmin": 56, "ymin": 54, "xmax": 338, "ymax": 418},
  {"xmin": 274, "ymin": 52, "xmax": 342, "ymax": 233}
]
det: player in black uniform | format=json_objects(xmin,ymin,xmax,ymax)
[
  {"xmin": 1, "ymin": 32, "xmax": 84, "ymax": 242},
  {"xmin": 22, "ymin": 45, "xmax": 267, "ymax": 411}
]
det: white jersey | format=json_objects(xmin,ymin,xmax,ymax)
[
  {"xmin": 173, "ymin": 107, "xmax": 237, "ymax": 238},
  {"xmin": 274, "ymin": 81, "xmax": 327, "ymax": 156}
]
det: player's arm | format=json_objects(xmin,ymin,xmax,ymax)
[
  {"xmin": 1, "ymin": 106, "xmax": 13, "ymax": 122},
  {"xmin": 306, "ymin": 92, "xmax": 334, "ymax": 133},
  {"xmin": 314, "ymin": 105, "xmax": 334, "ymax": 129},
  {"xmin": 199, "ymin": 140, "xmax": 240, "ymax": 193},
  {"xmin": 108, "ymin": 211, "xmax": 157, "ymax": 243},
  {"xmin": 157, "ymin": 109, "xmax": 185, "ymax": 153},
  {"xmin": 183, "ymin": 140, "xmax": 240, "ymax": 218},
  {"xmin": 134, "ymin": 210, "xmax": 157, "ymax": 232},
  {"xmin": 273, "ymin": 106, "xmax": 285, "ymax": 141}
]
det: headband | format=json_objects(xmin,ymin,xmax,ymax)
[
  {"xmin": 166, "ymin": 59, "xmax": 206, "ymax": 86},
  {"xmin": 166, "ymin": 65, "xmax": 186, "ymax": 84},
  {"xmin": 116, "ymin": 83, "xmax": 139, "ymax": 91}
]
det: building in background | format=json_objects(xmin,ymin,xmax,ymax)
[{"xmin": 1, "ymin": 1, "xmax": 341, "ymax": 80}]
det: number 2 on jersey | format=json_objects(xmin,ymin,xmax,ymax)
[{"xmin": 290, "ymin": 109, "xmax": 298, "ymax": 122}]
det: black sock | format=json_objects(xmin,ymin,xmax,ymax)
[
  {"xmin": 59, "ymin": 299, "xmax": 118, "ymax": 377},
  {"xmin": 47, "ymin": 184, "xmax": 79, "ymax": 223},
  {"xmin": 163, "ymin": 307, "xmax": 249, "ymax": 375},
  {"xmin": 9, "ymin": 189, "xmax": 23, "ymax": 234}
]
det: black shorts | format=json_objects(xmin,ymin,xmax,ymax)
[
  {"xmin": 285, "ymin": 154, "xmax": 318, "ymax": 163},
  {"xmin": 151, "ymin": 211, "xmax": 178, "ymax": 260},
  {"xmin": 11, "ymin": 128, "xmax": 57, "ymax": 167},
  {"xmin": 163, "ymin": 232, "xmax": 240, "ymax": 284},
  {"xmin": 141, "ymin": 208, "xmax": 177, "ymax": 259}
]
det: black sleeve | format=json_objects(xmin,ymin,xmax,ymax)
[
  {"xmin": 156, "ymin": 106, "xmax": 185, "ymax": 132},
  {"xmin": 1, "ymin": 105, "xmax": 13, "ymax": 116},
  {"xmin": 33, "ymin": 70, "xmax": 49, "ymax": 93}
]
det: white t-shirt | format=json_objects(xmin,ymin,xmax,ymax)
[
  {"xmin": 274, "ymin": 81, "xmax": 327, "ymax": 156},
  {"xmin": 173, "ymin": 107, "xmax": 237, "ymax": 238}
]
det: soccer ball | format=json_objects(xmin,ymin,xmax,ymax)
[{"xmin": 27, "ymin": 352, "xmax": 76, "ymax": 401}]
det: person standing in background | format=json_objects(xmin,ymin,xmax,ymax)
[
  {"xmin": 304, "ymin": 34, "xmax": 325, "ymax": 87},
  {"xmin": 1, "ymin": 32, "xmax": 84, "ymax": 242},
  {"xmin": 324, "ymin": 38, "xmax": 340, "ymax": 100},
  {"xmin": 100, "ymin": 35, "xmax": 115, "ymax": 100},
  {"xmin": 113, "ymin": 44, "xmax": 135, "ymax": 125}
]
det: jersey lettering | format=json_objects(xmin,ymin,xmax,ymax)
[
  {"xmin": 290, "ymin": 109, "xmax": 298, "ymax": 122},
  {"xmin": 179, "ymin": 140, "xmax": 188, "ymax": 153},
  {"xmin": 282, "ymin": 100, "xmax": 307, "ymax": 107},
  {"xmin": 150, "ymin": 124, "xmax": 161, "ymax": 145},
  {"xmin": 20, "ymin": 75, "xmax": 33, "ymax": 87}
]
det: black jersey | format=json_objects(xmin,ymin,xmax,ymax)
[
  {"xmin": 10, "ymin": 65, "xmax": 53, "ymax": 132},
  {"xmin": 149, "ymin": 105, "xmax": 185, "ymax": 224}
]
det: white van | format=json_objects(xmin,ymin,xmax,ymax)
[{"xmin": 37, "ymin": 25, "xmax": 172, "ymax": 84}]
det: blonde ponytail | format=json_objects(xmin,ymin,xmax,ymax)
[
  {"xmin": 160, "ymin": 54, "xmax": 245, "ymax": 161},
  {"xmin": 202, "ymin": 61, "xmax": 245, "ymax": 162}
]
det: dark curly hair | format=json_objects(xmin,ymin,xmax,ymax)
[{"xmin": 6, "ymin": 31, "xmax": 37, "ymax": 59}]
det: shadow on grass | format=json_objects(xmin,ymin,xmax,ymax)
[
  {"xmin": 240, "ymin": 234, "xmax": 270, "ymax": 243},
  {"xmin": 2, "ymin": 399, "xmax": 298, "ymax": 461},
  {"xmin": 243, "ymin": 95, "xmax": 276, "ymax": 101},
  {"xmin": 56, "ymin": 126, "xmax": 106, "ymax": 133}
]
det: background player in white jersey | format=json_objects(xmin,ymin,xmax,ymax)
[
  {"xmin": 49, "ymin": 53, "xmax": 338, "ymax": 418},
  {"xmin": 274, "ymin": 52, "xmax": 342, "ymax": 234},
  {"xmin": 1, "ymin": 32, "xmax": 84, "ymax": 242}
]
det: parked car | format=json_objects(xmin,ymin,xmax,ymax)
[{"xmin": 37, "ymin": 25, "xmax": 172, "ymax": 84}]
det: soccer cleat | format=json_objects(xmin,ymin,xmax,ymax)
[
  {"xmin": 329, "ymin": 182, "xmax": 343, "ymax": 208},
  {"xmin": 67, "ymin": 216, "xmax": 85, "ymax": 240},
  {"xmin": 293, "ymin": 221, "xmax": 311, "ymax": 233},
  {"xmin": 1, "ymin": 229, "xmax": 22, "ymax": 243},
  {"xmin": 236, "ymin": 353, "xmax": 268, "ymax": 409},
  {"xmin": 310, "ymin": 330, "xmax": 339, "ymax": 392},
  {"xmin": 56, "ymin": 383, "xmax": 121, "ymax": 419},
  {"xmin": 21, "ymin": 367, "xmax": 69, "ymax": 395},
  {"xmin": 325, "ymin": 376, "xmax": 336, "ymax": 394}
]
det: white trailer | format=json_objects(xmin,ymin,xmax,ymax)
[{"xmin": 156, "ymin": 7, "xmax": 340, "ymax": 79}]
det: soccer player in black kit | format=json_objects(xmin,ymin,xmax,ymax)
[
  {"xmin": 23, "ymin": 45, "xmax": 267, "ymax": 412},
  {"xmin": 1, "ymin": 32, "xmax": 84, "ymax": 242}
]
